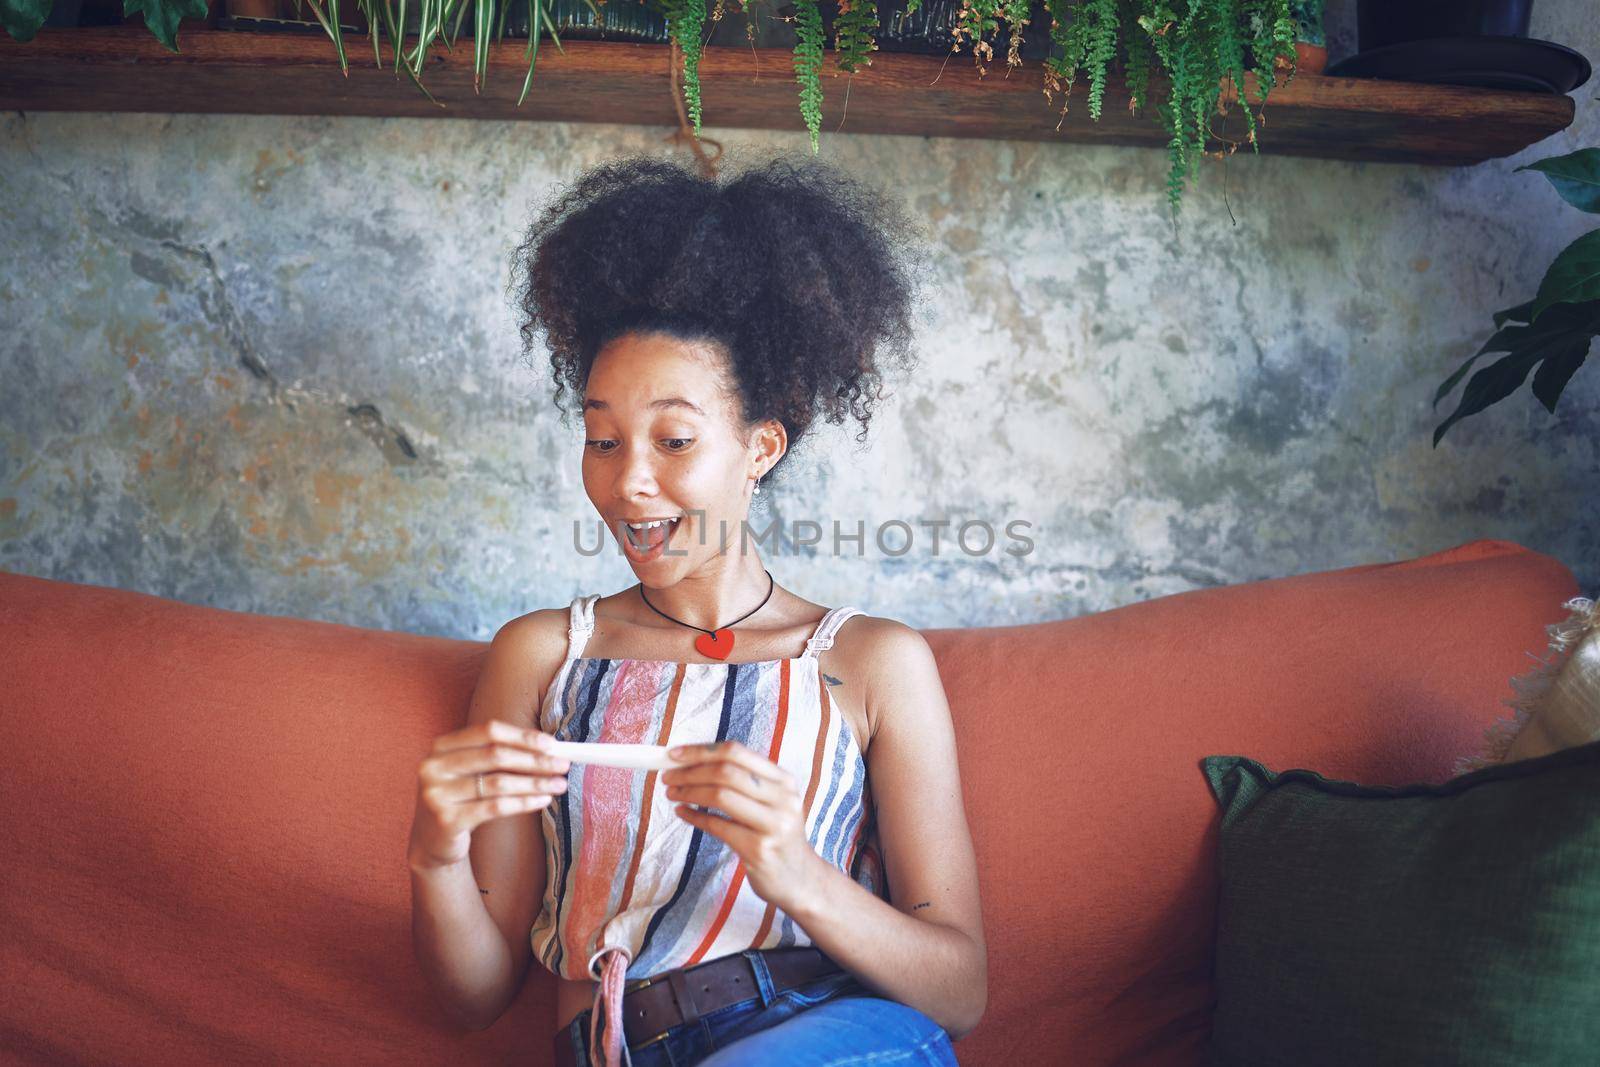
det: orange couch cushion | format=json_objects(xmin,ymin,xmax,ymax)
[{"xmin": 0, "ymin": 538, "xmax": 1577, "ymax": 1066}]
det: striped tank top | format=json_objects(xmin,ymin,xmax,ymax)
[{"xmin": 530, "ymin": 593, "xmax": 889, "ymax": 1066}]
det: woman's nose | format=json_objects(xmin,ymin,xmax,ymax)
[{"xmin": 613, "ymin": 447, "xmax": 659, "ymax": 499}]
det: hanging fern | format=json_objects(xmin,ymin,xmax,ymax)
[
  {"xmin": 1037, "ymin": 0, "xmax": 1297, "ymax": 218},
  {"xmin": 833, "ymin": 0, "xmax": 879, "ymax": 73},
  {"xmin": 1043, "ymin": 0, "xmax": 1119, "ymax": 120},
  {"xmin": 1000, "ymin": 0, "xmax": 1033, "ymax": 71},
  {"xmin": 793, "ymin": 0, "xmax": 827, "ymax": 153},
  {"xmin": 1118, "ymin": 0, "xmax": 1154, "ymax": 111},
  {"xmin": 657, "ymin": 0, "xmax": 708, "ymax": 133},
  {"xmin": 951, "ymin": 0, "xmax": 1004, "ymax": 74}
]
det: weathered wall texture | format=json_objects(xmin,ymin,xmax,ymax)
[{"xmin": 1, "ymin": 2, "xmax": 1594, "ymax": 641}]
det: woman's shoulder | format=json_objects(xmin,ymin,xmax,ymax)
[
  {"xmin": 489, "ymin": 602, "xmax": 585, "ymax": 669},
  {"xmin": 488, "ymin": 603, "xmax": 592, "ymax": 717},
  {"xmin": 828, "ymin": 612, "xmax": 938, "ymax": 737},
  {"xmin": 834, "ymin": 611, "xmax": 927, "ymax": 660}
]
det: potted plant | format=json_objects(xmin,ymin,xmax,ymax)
[{"xmin": 1433, "ymin": 146, "xmax": 1599, "ymax": 445}]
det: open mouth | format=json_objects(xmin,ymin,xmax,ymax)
[{"xmin": 621, "ymin": 516, "xmax": 683, "ymax": 553}]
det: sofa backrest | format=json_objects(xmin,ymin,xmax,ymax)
[
  {"xmin": 918, "ymin": 538, "xmax": 1576, "ymax": 1065},
  {"xmin": 0, "ymin": 539, "xmax": 1577, "ymax": 1066}
]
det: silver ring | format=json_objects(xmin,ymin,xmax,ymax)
[{"xmin": 476, "ymin": 772, "xmax": 485, "ymax": 799}]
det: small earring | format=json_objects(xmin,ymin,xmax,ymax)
[{"xmin": 753, "ymin": 473, "xmax": 762, "ymax": 496}]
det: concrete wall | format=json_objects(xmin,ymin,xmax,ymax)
[{"xmin": 1, "ymin": 0, "xmax": 1594, "ymax": 640}]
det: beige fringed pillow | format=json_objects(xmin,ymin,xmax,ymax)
[{"xmin": 1454, "ymin": 596, "xmax": 1600, "ymax": 775}]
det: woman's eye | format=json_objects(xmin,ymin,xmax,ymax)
[{"xmin": 583, "ymin": 438, "xmax": 691, "ymax": 453}]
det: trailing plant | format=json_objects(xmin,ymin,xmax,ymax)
[
  {"xmin": 1042, "ymin": 0, "xmax": 1298, "ymax": 216},
  {"xmin": 1433, "ymin": 146, "xmax": 1600, "ymax": 446},
  {"xmin": 661, "ymin": 0, "xmax": 707, "ymax": 129},
  {"xmin": 4, "ymin": 0, "xmax": 1305, "ymax": 217},
  {"xmin": 793, "ymin": 0, "xmax": 826, "ymax": 153}
]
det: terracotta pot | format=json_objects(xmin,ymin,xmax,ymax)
[
  {"xmin": 226, "ymin": 0, "xmax": 282, "ymax": 17},
  {"xmin": 1296, "ymin": 40, "xmax": 1327, "ymax": 74}
]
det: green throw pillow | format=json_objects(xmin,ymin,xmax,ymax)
[{"xmin": 1200, "ymin": 738, "xmax": 1600, "ymax": 1067}]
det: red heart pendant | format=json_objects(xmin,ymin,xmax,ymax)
[{"xmin": 694, "ymin": 628, "xmax": 734, "ymax": 660}]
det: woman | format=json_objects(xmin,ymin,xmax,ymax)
[{"xmin": 408, "ymin": 150, "xmax": 985, "ymax": 1067}]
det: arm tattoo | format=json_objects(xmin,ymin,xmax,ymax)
[{"xmin": 911, "ymin": 901, "xmax": 931, "ymax": 911}]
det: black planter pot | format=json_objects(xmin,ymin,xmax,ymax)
[
  {"xmin": 1357, "ymin": 0, "xmax": 1532, "ymax": 52},
  {"xmin": 864, "ymin": 0, "xmax": 1055, "ymax": 61},
  {"xmin": 214, "ymin": 0, "xmax": 1059, "ymax": 58},
  {"xmin": 505, "ymin": 0, "xmax": 671, "ymax": 42},
  {"xmin": 240, "ymin": 1, "xmax": 669, "ymax": 42},
  {"xmin": 518, "ymin": 0, "xmax": 1058, "ymax": 60}
]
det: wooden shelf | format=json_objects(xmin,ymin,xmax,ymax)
[{"xmin": 0, "ymin": 26, "xmax": 1576, "ymax": 165}]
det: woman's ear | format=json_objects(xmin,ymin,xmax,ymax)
[{"xmin": 750, "ymin": 418, "xmax": 786, "ymax": 477}]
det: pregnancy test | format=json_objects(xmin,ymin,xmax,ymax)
[{"xmin": 545, "ymin": 739, "xmax": 687, "ymax": 772}]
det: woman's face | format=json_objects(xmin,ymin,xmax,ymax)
[{"xmin": 581, "ymin": 331, "xmax": 782, "ymax": 580}]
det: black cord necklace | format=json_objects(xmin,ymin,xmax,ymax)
[{"xmin": 638, "ymin": 569, "xmax": 775, "ymax": 661}]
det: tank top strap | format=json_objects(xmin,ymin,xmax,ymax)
[
  {"xmin": 800, "ymin": 606, "xmax": 864, "ymax": 658},
  {"xmin": 565, "ymin": 593, "xmax": 600, "ymax": 661}
]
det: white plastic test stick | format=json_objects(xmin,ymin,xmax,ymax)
[{"xmin": 545, "ymin": 739, "xmax": 685, "ymax": 772}]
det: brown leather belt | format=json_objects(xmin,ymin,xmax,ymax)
[{"xmin": 551, "ymin": 946, "xmax": 843, "ymax": 1067}]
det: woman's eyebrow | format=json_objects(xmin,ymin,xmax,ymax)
[{"xmin": 584, "ymin": 397, "xmax": 706, "ymax": 416}]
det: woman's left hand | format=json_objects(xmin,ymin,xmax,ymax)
[{"xmin": 661, "ymin": 740, "xmax": 822, "ymax": 910}]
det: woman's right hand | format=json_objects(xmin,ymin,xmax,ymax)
[{"xmin": 408, "ymin": 718, "xmax": 573, "ymax": 872}]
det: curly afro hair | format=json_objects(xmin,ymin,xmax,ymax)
[{"xmin": 507, "ymin": 148, "xmax": 933, "ymax": 491}]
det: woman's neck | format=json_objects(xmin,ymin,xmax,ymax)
[{"xmin": 634, "ymin": 559, "xmax": 776, "ymax": 632}]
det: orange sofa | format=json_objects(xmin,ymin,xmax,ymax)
[{"xmin": 0, "ymin": 539, "xmax": 1578, "ymax": 1066}]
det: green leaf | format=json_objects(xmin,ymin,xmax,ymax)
[
  {"xmin": 1530, "ymin": 229, "xmax": 1600, "ymax": 321},
  {"xmin": 1492, "ymin": 297, "xmax": 1536, "ymax": 328},
  {"xmin": 123, "ymin": 0, "xmax": 209, "ymax": 52},
  {"xmin": 362, "ymin": 0, "xmax": 381, "ymax": 67},
  {"xmin": 1432, "ymin": 323, "xmax": 1531, "ymax": 409},
  {"xmin": 1433, "ymin": 299, "xmax": 1600, "ymax": 443},
  {"xmin": 1432, "ymin": 350, "xmax": 1544, "ymax": 446},
  {"xmin": 474, "ymin": 0, "xmax": 489, "ymax": 93},
  {"xmin": 374, "ymin": 0, "xmax": 444, "ymax": 105},
  {"xmin": 2, "ymin": 0, "xmax": 54, "ymax": 42},
  {"xmin": 297, "ymin": 0, "xmax": 350, "ymax": 73},
  {"xmin": 1515, "ymin": 147, "xmax": 1600, "ymax": 214},
  {"xmin": 1530, "ymin": 344, "xmax": 1590, "ymax": 413},
  {"xmin": 792, "ymin": 0, "xmax": 824, "ymax": 154},
  {"xmin": 1433, "ymin": 350, "xmax": 1490, "ymax": 408},
  {"xmin": 516, "ymin": 0, "xmax": 539, "ymax": 105}
]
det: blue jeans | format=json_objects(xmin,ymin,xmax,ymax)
[{"xmin": 560, "ymin": 949, "xmax": 960, "ymax": 1066}]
